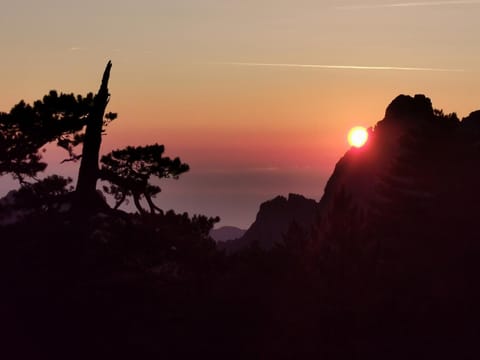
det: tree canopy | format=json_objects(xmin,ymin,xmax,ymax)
[
  {"xmin": 100, "ymin": 144, "xmax": 190, "ymax": 213},
  {"xmin": 0, "ymin": 62, "xmax": 188, "ymax": 214}
]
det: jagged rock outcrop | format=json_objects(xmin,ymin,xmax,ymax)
[
  {"xmin": 383, "ymin": 94, "xmax": 433, "ymax": 122},
  {"xmin": 222, "ymin": 193, "xmax": 319, "ymax": 252}
]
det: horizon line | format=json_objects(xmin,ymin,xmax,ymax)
[
  {"xmin": 337, "ymin": 0, "xmax": 480, "ymax": 10},
  {"xmin": 212, "ymin": 62, "xmax": 465, "ymax": 73}
]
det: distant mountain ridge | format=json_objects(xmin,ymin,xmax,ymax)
[{"xmin": 210, "ymin": 226, "xmax": 246, "ymax": 242}]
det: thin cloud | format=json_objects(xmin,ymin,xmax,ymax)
[
  {"xmin": 337, "ymin": 0, "xmax": 480, "ymax": 10},
  {"xmin": 214, "ymin": 62, "xmax": 464, "ymax": 72},
  {"xmin": 69, "ymin": 47, "xmax": 82, "ymax": 51}
]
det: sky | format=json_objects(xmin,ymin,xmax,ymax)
[{"xmin": 1, "ymin": 0, "xmax": 480, "ymax": 228}]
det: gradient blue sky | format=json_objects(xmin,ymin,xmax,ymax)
[{"xmin": 1, "ymin": 1, "xmax": 479, "ymax": 227}]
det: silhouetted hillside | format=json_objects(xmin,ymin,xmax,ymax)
[{"xmin": 222, "ymin": 193, "xmax": 319, "ymax": 252}]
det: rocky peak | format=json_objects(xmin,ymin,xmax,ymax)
[
  {"xmin": 384, "ymin": 94, "xmax": 434, "ymax": 123},
  {"xmin": 462, "ymin": 110, "xmax": 480, "ymax": 127},
  {"xmin": 220, "ymin": 193, "xmax": 319, "ymax": 252}
]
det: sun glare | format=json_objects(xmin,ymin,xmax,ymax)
[{"xmin": 348, "ymin": 126, "xmax": 368, "ymax": 148}]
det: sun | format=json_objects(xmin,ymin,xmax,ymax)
[{"xmin": 348, "ymin": 126, "xmax": 368, "ymax": 148}]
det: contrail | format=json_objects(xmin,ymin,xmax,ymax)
[
  {"xmin": 214, "ymin": 62, "xmax": 464, "ymax": 73},
  {"xmin": 337, "ymin": 0, "xmax": 480, "ymax": 10}
]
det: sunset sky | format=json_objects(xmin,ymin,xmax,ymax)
[{"xmin": 1, "ymin": 0, "xmax": 479, "ymax": 228}]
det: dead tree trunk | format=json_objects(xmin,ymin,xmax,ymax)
[{"xmin": 75, "ymin": 61, "xmax": 112, "ymax": 208}]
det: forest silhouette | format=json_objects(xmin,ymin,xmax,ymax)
[{"xmin": 2, "ymin": 63, "xmax": 480, "ymax": 359}]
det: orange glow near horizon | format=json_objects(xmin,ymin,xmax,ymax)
[{"xmin": 348, "ymin": 126, "xmax": 368, "ymax": 148}]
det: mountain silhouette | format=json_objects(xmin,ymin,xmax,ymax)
[
  {"xmin": 315, "ymin": 93, "xmax": 476, "ymax": 245},
  {"xmin": 222, "ymin": 193, "xmax": 319, "ymax": 252}
]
